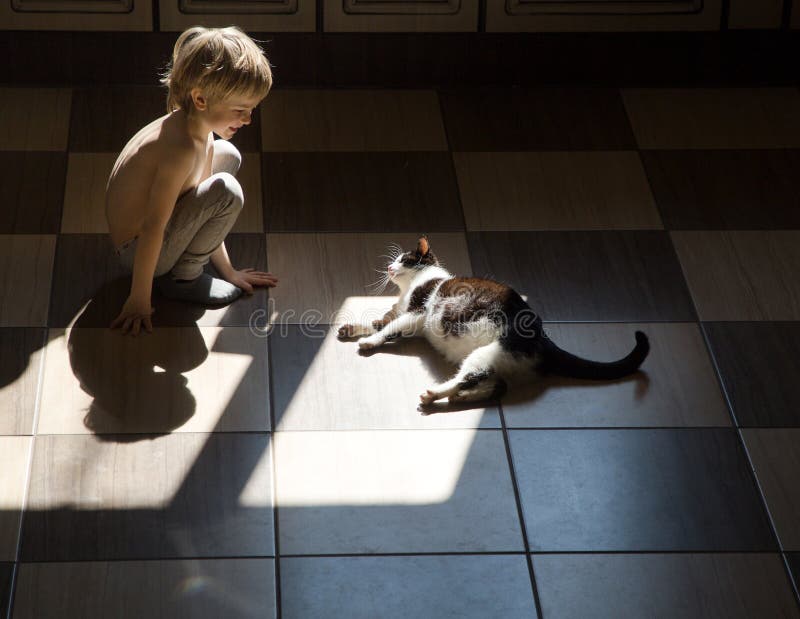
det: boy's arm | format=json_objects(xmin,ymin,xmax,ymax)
[{"xmin": 111, "ymin": 149, "xmax": 194, "ymax": 334}]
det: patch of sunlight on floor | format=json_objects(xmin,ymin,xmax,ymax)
[{"xmin": 240, "ymin": 295, "xmax": 482, "ymax": 508}]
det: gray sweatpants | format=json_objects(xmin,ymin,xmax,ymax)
[{"xmin": 115, "ymin": 139, "xmax": 243, "ymax": 280}]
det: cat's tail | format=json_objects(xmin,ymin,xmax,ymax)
[{"xmin": 539, "ymin": 331, "xmax": 650, "ymax": 380}]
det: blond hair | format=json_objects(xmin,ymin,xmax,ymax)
[{"xmin": 160, "ymin": 26, "xmax": 273, "ymax": 115}]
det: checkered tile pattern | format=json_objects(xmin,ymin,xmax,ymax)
[{"xmin": 2, "ymin": 83, "xmax": 800, "ymax": 618}]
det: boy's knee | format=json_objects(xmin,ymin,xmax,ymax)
[
  {"xmin": 212, "ymin": 140, "xmax": 242, "ymax": 176},
  {"xmin": 209, "ymin": 172, "xmax": 244, "ymax": 210}
]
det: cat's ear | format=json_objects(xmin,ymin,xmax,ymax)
[{"xmin": 416, "ymin": 235, "xmax": 430, "ymax": 257}]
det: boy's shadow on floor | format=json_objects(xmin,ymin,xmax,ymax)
[
  {"xmin": 358, "ymin": 338, "xmax": 650, "ymax": 415},
  {"xmin": 67, "ymin": 277, "xmax": 210, "ymax": 442}
]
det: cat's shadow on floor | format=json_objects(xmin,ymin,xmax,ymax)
[{"xmin": 356, "ymin": 337, "xmax": 650, "ymax": 416}]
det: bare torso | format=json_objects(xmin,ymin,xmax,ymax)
[{"xmin": 105, "ymin": 110, "xmax": 214, "ymax": 248}]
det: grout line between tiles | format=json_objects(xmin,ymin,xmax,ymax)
[
  {"xmin": 14, "ymin": 549, "xmax": 795, "ymax": 564},
  {"xmin": 31, "ymin": 426, "xmax": 794, "ymax": 438},
  {"xmin": 498, "ymin": 401, "xmax": 544, "ymax": 619},
  {"xmin": 434, "ymin": 90, "xmax": 470, "ymax": 237},
  {"xmin": 782, "ymin": 552, "xmax": 800, "ymax": 607},
  {"xmin": 7, "ymin": 328, "xmax": 49, "ymax": 619},
  {"xmin": 696, "ymin": 320, "xmax": 800, "ymax": 612},
  {"xmin": 267, "ymin": 328, "xmax": 282, "ymax": 619}
]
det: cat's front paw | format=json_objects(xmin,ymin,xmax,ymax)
[
  {"xmin": 371, "ymin": 319, "xmax": 386, "ymax": 332},
  {"xmin": 358, "ymin": 336, "xmax": 382, "ymax": 350},
  {"xmin": 419, "ymin": 389, "xmax": 438, "ymax": 405}
]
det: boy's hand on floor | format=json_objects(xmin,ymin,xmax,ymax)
[
  {"xmin": 110, "ymin": 295, "xmax": 155, "ymax": 336},
  {"xmin": 224, "ymin": 268, "xmax": 278, "ymax": 293}
]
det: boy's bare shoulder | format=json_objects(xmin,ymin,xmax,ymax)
[{"xmin": 150, "ymin": 114, "xmax": 200, "ymax": 167}]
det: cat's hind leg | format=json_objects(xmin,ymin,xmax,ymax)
[
  {"xmin": 420, "ymin": 342, "xmax": 506, "ymax": 404},
  {"xmin": 448, "ymin": 377, "xmax": 507, "ymax": 403}
]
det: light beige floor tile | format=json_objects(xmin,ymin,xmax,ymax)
[
  {"xmin": 61, "ymin": 153, "xmax": 116, "ymax": 233},
  {"xmin": 281, "ymin": 555, "xmax": 535, "ymax": 619},
  {"xmin": 454, "ymin": 151, "xmax": 662, "ymax": 230},
  {"xmin": 0, "ymin": 88, "xmax": 72, "ymax": 151},
  {"xmin": 23, "ymin": 433, "xmax": 274, "ymax": 560},
  {"xmin": 503, "ymin": 323, "xmax": 730, "ymax": 428},
  {"xmin": 266, "ymin": 233, "xmax": 471, "ymax": 324},
  {"xmin": 622, "ymin": 88, "xmax": 800, "ymax": 149},
  {"xmin": 272, "ymin": 326, "xmax": 500, "ymax": 430},
  {"xmin": 534, "ymin": 554, "xmax": 800, "ymax": 619},
  {"xmin": 671, "ymin": 231, "xmax": 800, "ymax": 321},
  {"xmin": 13, "ymin": 559, "xmax": 276, "ymax": 619},
  {"xmin": 743, "ymin": 429, "xmax": 800, "ymax": 550},
  {"xmin": 261, "ymin": 90, "xmax": 448, "ymax": 151},
  {"xmin": 275, "ymin": 429, "xmax": 523, "ymax": 554},
  {"xmin": 231, "ymin": 153, "xmax": 263, "ymax": 233},
  {"xmin": 0, "ymin": 329, "xmax": 45, "ymax": 435},
  {"xmin": 38, "ymin": 326, "xmax": 269, "ymax": 435},
  {"xmin": 0, "ymin": 235, "xmax": 56, "ymax": 327},
  {"xmin": 0, "ymin": 436, "xmax": 32, "ymax": 560}
]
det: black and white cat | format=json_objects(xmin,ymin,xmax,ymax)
[{"xmin": 338, "ymin": 236, "xmax": 650, "ymax": 405}]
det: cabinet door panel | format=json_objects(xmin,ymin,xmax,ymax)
[
  {"xmin": 324, "ymin": 0, "xmax": 479, "ymax": 31},
  {"xmin": 159, "ymin": 0, "xmax": 315, "ymax": 32},
  {"xmin": 728, "ymin": 0, "xmax": 783, "ymax": 28},
  {"xmin": 487, "ymin": 0, "xmax": 722, "ymax": 31},
  {"xmin": 0, "ymin": 0, "xmax": 151, "ymax": 29}
]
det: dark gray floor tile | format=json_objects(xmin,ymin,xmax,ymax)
[
  {"xmin": 467, "ymin": 231, "xmax": 695, "ymax": 321},
  {"xmin": 21, "ymin": 433, "xmax": 274, "ymax": 561},
  {"xmin": 510, "ymin": 429, "xmax": 776, "ymax": 551},
  {"xmin": 788, "ymin": 553, "xmax": 800, "ymax": 590},
  {"xmin": 642, "ymin": 150, "xmax": 800, "ymax": 230},
  {"xmin": 742, "ymin": 429, "xmax": 800, "ymax": 551},
  {"xmin": 0, "ymin": 152, "xmax": 67, "ymax": 234},
  {"xmin": 275, "ymin": 430, "xmax": 523, "ymax": 554},
  {"xmin": 672, "ymin": 231, "xmax": 800, "ymax": 321},
  {"xmin": 704, "ymin": 322, "xmax": 800, "ymax": 427},
  {"xmin": 13, "ymin": 559, "xmax": 275, "ymax": 619},
  {"xmin": 534, "ymin": 554, "xmax": 800, "ymax": 619},
  {"xmin": 503, "ymin": 322, "xmax": 730, "ymax": 428},
  {"xmin": 280, "ymin": 555, "xmax": 535, "ymax": 619},
  {"xmin": 49, "ymin": 233, "xmax": 266, "ymax": 328},
  {"xmin": 0, "ymin": 563, "xmax": 12, "ymax": 619},
  {"xmin": 262, "ymin": 153, "xmax": 464, "ymax": 231},
  {"xmin": 69, "ymin": 86, "xmax": 260, "ymax": 153},
  {"xmin": 439, "ymin": 88, "xmax": 636, "ymax": 151}
]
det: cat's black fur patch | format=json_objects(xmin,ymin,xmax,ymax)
[
  {"xmin": 433, "ymin": 277, "xmax": 533, "ymax": 338},
  {"xmin": 408, "ymin": 278, "xmax": 444, "ymax": 313},
  {"xmin": 401, "ymin": 251, "xmax": 438, "ymax": 269},
  {"xmin": 459, "ymin": 370, "xmax": 493, "ymax": 390}
]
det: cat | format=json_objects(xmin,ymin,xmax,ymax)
[{"xmin": 338, "ymin": 235, "xmax": 650, "ymax": 406}]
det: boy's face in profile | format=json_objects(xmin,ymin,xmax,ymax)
[{"xmin": 193, "ymin": 91, "xmax": 262, "ymax": 140}]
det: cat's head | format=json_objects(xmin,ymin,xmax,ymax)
[{"xmin": 387, "ymin": 235, "xmax": 439, "ymax": 284}]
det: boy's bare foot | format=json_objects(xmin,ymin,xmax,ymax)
[{"xmin": 155, "ymin": 272, "xmax": 242, "ymax": 305}]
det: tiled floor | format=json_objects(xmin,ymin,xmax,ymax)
[{"xmin": 1, "ymin": 83, "xmax": 800, "ymax": 618}]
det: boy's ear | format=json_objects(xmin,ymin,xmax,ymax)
[
  {"xmin": 190, "ymin": 88, "xmax": 208, "ymax": 112},
  {"xmin": 416, "ymin": 235, "xmax": 429, "ymax": 257}
]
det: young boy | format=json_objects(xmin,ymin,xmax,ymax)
[{"xmin": 107, "ymin": 25, "xmax": 277, "ymax": 336}]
